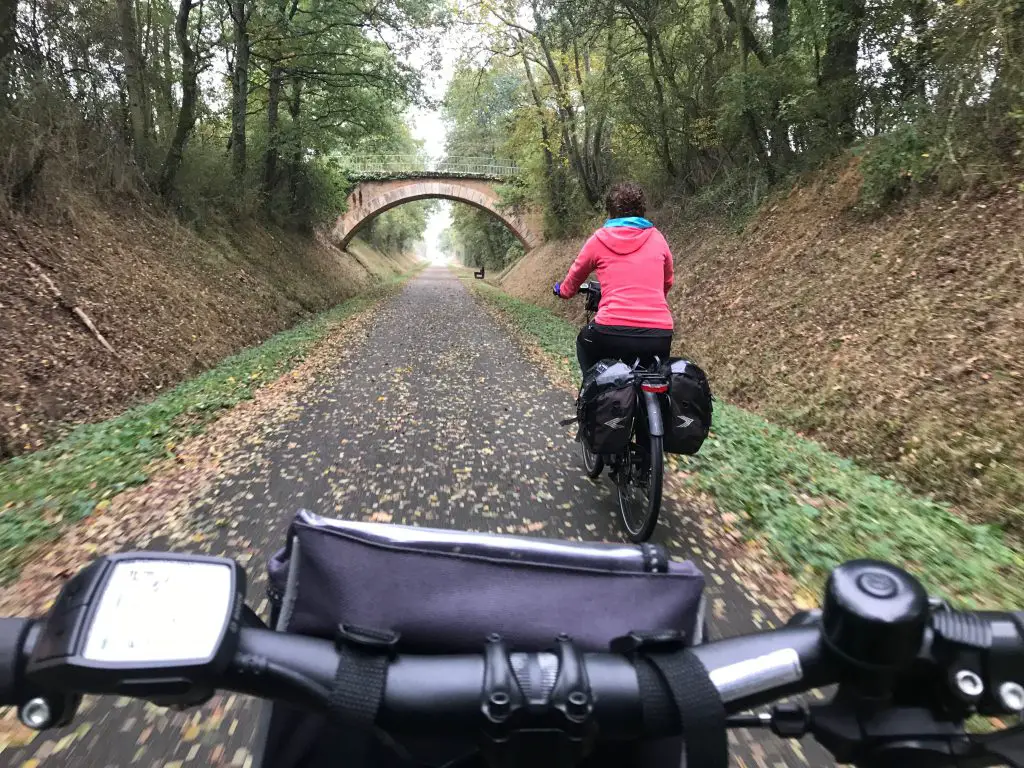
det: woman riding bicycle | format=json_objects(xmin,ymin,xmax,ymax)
[{"xmin": 554, "ymin": 182, "xmax": 674, "ymax": 374}]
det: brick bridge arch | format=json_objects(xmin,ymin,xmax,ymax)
[{"xmin": 333, "ymin": 177, "xmax": 544, "ymax": 251}]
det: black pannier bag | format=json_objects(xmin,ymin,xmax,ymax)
[
  {"xmin": 256, "ymin": 510, "xmax": 707, "ymax": 768},
  {"xmin": 661, "ymin": 358, "xmax": 713, "ymax": 455},
  {"xmin": 578, "ymin": 359, "xmax": 635, "ymax": 455}
]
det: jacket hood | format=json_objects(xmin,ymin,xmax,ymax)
[{"xmin": 596, "ymin": 225, "xmax": 656, "ymax": 255}]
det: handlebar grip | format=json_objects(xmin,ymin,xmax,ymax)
[{"xmin": 0, "ymin": 618, "xmax": 33, "ymax": 706}]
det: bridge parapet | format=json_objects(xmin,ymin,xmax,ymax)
[{"xmin": 339, "ymin": 155, "xmax": 519, "ymax": 180}]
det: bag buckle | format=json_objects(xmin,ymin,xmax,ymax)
[
  {"xmin": 336, "ymin": 623, "xmax": 401, "ymax": 656},
  {"xmin": 610, "ymin": 629, "xmax": 688, "ymax": 654}
]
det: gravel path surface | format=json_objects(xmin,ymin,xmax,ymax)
[{"xmin": 0, "ymin": 267, "xmax": 831, "ymax": 767}]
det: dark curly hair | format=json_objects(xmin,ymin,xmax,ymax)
[{"xmin": 605, "ymin": 182, "xmax": 647, "ymax": 218}]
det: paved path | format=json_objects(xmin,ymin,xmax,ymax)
[{"xmin": 1, "ymin": 267, "xmax": 830, "ymax": 767}]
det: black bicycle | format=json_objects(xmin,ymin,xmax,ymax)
[{"xmin": 574, "ymin": 282, "xmax": 667, "ymax": 542}]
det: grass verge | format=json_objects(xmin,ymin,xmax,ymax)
[
  {"xmin": 0, "ymin": 274, "xmax": 411, "ymax": 581},
  {"xmin": 471, "ymin": 282, "xmax": 1024, "ymax": 607}
]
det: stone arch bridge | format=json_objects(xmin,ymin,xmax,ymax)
[{"xmin": 332, "ymin": 156, "xmax": 544, "ymax": 252}]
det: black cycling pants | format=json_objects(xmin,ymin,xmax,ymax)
[{"xmin": 576, "ymin": 324, "xmax": 673, "ymax": 374}]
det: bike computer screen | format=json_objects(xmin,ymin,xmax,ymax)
[
  {"xmin": 83, "ymin": 559, "xmax": 235, "ymax": 663},
  {"xmin": 26, "ymin": 552, "xmax": 246, "ymax": 697}
]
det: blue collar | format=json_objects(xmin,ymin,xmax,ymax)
[{"xmin": 603, "ymin": 217, "xmax": 653, "ymax": 229}]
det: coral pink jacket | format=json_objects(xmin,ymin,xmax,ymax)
[{"xmin": 558, "ymin": 222, "xmax": 674, "ymax": 330}]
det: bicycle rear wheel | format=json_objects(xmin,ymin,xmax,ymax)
[
  {"xmin": 615, "ymin": 433, "xmax": 663, "ymax": 542},
  {"xmin": 580, "ymin": 439, "xmax": 605, "ymax": 479}
]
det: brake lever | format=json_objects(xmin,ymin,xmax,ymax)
[
  {"xmin": 964, "ymin": 724, "xmax": 1024, "ymax": 768},
  {"xmin": 805, "ymin": 697, "xmax": 1024, "ymax": 768},
  {"xmin": 811, "ymin": 702, "xmax": 972, "ymax": 768}
]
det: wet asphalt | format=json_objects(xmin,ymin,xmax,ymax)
[{"xmin": 0, "ymin": 267, "xmax": 831, "ymax": 767}]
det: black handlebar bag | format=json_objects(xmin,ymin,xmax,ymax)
[{"xmin": 256, "ymin": 510, "xmax": 707, "ymax": 768}]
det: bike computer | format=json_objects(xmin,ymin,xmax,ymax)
[{"xmin": 26, "ymin": 552, "xmax": 246, "ymax": 702}]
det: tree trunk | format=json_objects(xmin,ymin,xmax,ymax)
[
  {"xmin": 990, "ymin": 0, "xmax": 1024, "ymax": 144},
  {"xmin": 1002, "ymin": 0, "xmax": 1024, "ymax": 83},
  {"xmin": 158, "ymin": 0, "xmax": 199, "ymax": 197},
  {"xmin": 767, "ymin": 0, "xmax": 793, "ymax": 165},
  {"xmin": 644, "ymin": 31, "xmax": 678, "ymax": 179},
  {"xmin": 263, "ymin": 0, "xmax": 299, "ymax": 200},
  {"xmin": 146, "ymin": 2, "xmax": 171, "ymax": 135},
  {"xmin": 591, "ymin": 110, "xmax": 607, "ymax": 190},
  {"xmin": 0, "ymin": 0, "xmax": 17, "ymax": 104},
  {"xmin": 160, "ymin": 10, "xmax": 174, "ymax": 131},
  {"xmin": 0, "ymin": 0, "xmax": 13, "ymax": 63},
  {"xmin": 116, "ymin": 0, "xmax": 149, "ymax": 154},
  {"xmin": 572, "ymin": 40, "xmax": 595, "ymax": 189},
  {"xmin": 531, "ymin": 9, "xmax": 601, "ymax": 208},
  {"xmin": 520, "ymin": 41, "xmax": 565, "ymax": 228},
  {"xmin": 820, "ymin": 0, "xmax": 866, "ymax": 146},
  {"xmin": 262, "ymin": 64, "xmax": 283, "ymax": 196},
  {"xmin": 736, "ymin": 0, "xmax": 774, "ymax": 182},
  {"xmin": 911, "ymin": 0, "xmax": 930, "ymax": 104},
  {"xmin": 703, "ymin": 0, "xmax": 724, "ymax": 115},
  {"xmin": 228, "ymin": 0, "xmax": 249, "ymax": 180},
  {"xmin": 483, "ymin": 219, "xmax": 499, "ymax": 267},
  {"xmin": 768, "ymin": 0, "xmax": 789, "ymax": 57},
  {"xmin": 886, "ymin": 0, "xmax": 928, "ymax": 111},
  {"xmin": 570, "ymin": 38, "xmax": 606, "ymax": 195},
  {"xmin": 22, "ymin": 0, "xmax": 42, "ymax": 71},
  {"xmin": 135, "ymin": 0, "xmax": 152, "ymax": 138},
  {"xmin": 650, "ymin": 30, "xmax": 686, "ymax": 111},
  {"xmin": 287, "ymin": 74, "xmax": 304, "ymax": 218},
  {"xmin": 542, "ymin": 44, "xmax": 590, "ymax": 203},
  {"xmin": 720, "ymin": 0, "xmax": 770, "ymax": 68}
]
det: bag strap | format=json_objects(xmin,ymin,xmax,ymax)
[
  {"xmin": 615, "ymin": 631, "xmax": 728, "ymax": 768},
  {"xmin": 326, "ymin": 624, "xmax": 400, "ymax": 761},
  {"xmin": 646, "ymin": 649, "xmax": 727, "ymax": 768}
]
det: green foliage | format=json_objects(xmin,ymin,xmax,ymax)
[
  {"xmin": 855, "ymin": 126, "xmax": 940, "ymax": 210},
  {"xmin": 679, "ymin": 405, "xmax": 1021, "ymax": 605},
  {"xmin": 303, "ymin": 157, "xmax": 358, "ymax": 229},
  {"xmin": 504, "ymin": 241, "xmax": 526, "ymax": 264},
  {"xmin": 682, "ymin": 165, "xmax": 772, "ymax": 227},
  {"xmin": 0, "ymin": 280, "xmax": 409, "ymax": 581},
  {"xmin": 444, "ymin": 62, "xmax": 527, "ymax": 158},
  {"xmin": 472, "ymin": 282, "xmax": 1024, "ymax": 606},
  {"xmin": 0, "ymin": 0, "xmax": 442, "ymax": 231},
  {"xmin": 344, "ymin": 171, "xmax": 513, "ymax": 182},
  {"xmin": 439, "ymin": 60, "xmax": 541, "ymax": 264},
  {"xmin": 365, "ymin": 200, "xmax": 437, "ymax": 256},
  {"xmin": 448, "ymin": 205, "xmax": 522, "ymax": 269},
  {"xmin": 453, "ymin": 0, "xmax": 1023, "ymax": 226}
]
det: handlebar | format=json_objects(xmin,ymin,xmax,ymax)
[
  {"xmin": 4, "ymin": 560, "xmax": 1024, "ymax": 768},
  {"xmin": 577, "ymin": 281, "xmax": 600, "ymax": 313},
  {"xmin": 0, "ymin": 619, "xmax": 827, "ymax": 730},
  {"xmin": 224, "ymin": 624, "xmax": 829, "ymax": 735}
]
